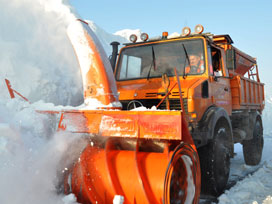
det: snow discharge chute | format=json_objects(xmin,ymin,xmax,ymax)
[
  {"xmin": 55, "ymin": 19, "xmax": 201, "ymax": 204},
  {"xmin": 67, "ymin": 19, "xmax": 119, "ymax": 107}
]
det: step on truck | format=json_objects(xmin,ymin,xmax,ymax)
[{"xmin": 111, "ymin": 24, "xmax": 265, "ymax": 196}]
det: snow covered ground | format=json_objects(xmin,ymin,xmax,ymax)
[
  {"xmin": 217, "ymin": 97, "xmax": 272, "ymax": 204},
  {"xmin": 0, "ymin": 1, "xmax": 272, "ymax": 204},
  {"xmin": 217, "ymin": 136, "xmax": 272, "ymax": 204}
]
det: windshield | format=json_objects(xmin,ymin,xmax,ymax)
[{"xmin": 116, "ymin": 39, "xmax": 205, "ymax": 80}]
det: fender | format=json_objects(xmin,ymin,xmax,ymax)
[
  {"xmin": 246, "ymin": 111, "xmax": 262, "ymax": 140},
  {"xmin": 193, "ymin": 106, "xmax": 233, "ymax": 150}
]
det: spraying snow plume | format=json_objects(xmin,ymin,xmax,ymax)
[
  {"xmin": 0, "ymin": 0, "xmax": 83, "ymax": 106},
  {"xmin": 0, "ymin": 98, "xmax": 87, "ymax": 204},
  {"xmin": 0, "ymin": 1, "xmax": 129, "ymax": 203},
  {"xmin": 0, "ymin": 0, "xmax": 129, "ymax": 106},
  {"xmin": 0, "ymin": 1, "xmax": 85, "ymax": 203}
]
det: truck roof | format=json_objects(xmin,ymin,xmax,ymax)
[{"xmin": 123, "ymin": 33, "xmax": 234, "ymax": 46}]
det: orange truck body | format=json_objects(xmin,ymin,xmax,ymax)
[
  {"xmin": 112, "ymin": 30, "xmax": 265, "ymax": 196},
  {"xmin": 114, "ymin": 34, "xmax": 264, "ymax": 146},
  {"xmin": 230, "ymin": 74, "xmax": 264, "ymax": 110}
]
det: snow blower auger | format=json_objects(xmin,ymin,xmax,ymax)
[{"xmin": 57, "ymin": 19, "xmax": 201, "ymax": 204}]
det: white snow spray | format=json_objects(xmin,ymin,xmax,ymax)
[
  {"xmin": 0, "ymin": 98, "xmax": 88, "ymax": 204},
  {"xmin": 0, "ymin": 1, "xmax": 130, "ymax": 203},
  {"xmin": 0, "ymin": 0, "xmax": 84, "ymax": 203},
  {"xmin": 0, "ymin": 0, "xmax": 83, "ymax": 106}
]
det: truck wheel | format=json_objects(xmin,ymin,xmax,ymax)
[
  {"xmin": 243, "ymin": 119, "xmax": 263, "ymax": 166},
  {"xmin": 198, "ymin": 123, "xmax": 231, "ymax": 196}
]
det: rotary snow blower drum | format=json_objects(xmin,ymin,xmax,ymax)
[{"xmin": 57, "ymin": 109, "xmax": 200, "ymax": 204}]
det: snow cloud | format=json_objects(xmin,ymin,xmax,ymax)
[{"xmin": 0, "ymin": 0, "xmax": 83, "ymax": 106}]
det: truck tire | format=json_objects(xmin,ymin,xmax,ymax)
[
  {"xmin": 243, "ymin": 119, "xmax": 263, "ymax": 166},
  {"xmin": 198, "ymin": 122, "xmax": 231, "ymax": 196}
]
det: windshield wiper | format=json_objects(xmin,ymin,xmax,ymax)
[
  {"xmin": 147, "ymin": 46, "xmax": 156, "ymax": 80},
  {"xmin": 182, "ymin": 43, "xmax": 190, "ymax": 79}
]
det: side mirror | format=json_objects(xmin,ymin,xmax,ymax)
[{"xmin": 226, "ymin": 48, "xmax": 236, "ymax": 70}]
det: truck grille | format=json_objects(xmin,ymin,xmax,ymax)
[
  {"xmin": 121, "ymin": 98, "xmax": 188, "ymax": 113},
  {"xmin": 145, "ymin": 91, "xmax": 185, "ymax": 98}
]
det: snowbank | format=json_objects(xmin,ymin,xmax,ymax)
[
  {"xmin": 263, "ymin": 87, "xmax": 272, "ymax": 134},
  {"xmin": 114, "ymin": 28, "xmax": 142, "ymax": 42},
  {"xmin": 218, "ymin": 134, "xmax": 272, "ymax": 204},
  {"xmin": 219, "ymin": 160, "xmax": 272, "ymax": 203}
]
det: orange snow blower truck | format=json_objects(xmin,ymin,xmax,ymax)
[
  {"xmin": 5, "ymin": 21, "xmax": 264, "ymax": 203},
  {"xmin": 110, "ymin": 24, "xmax": 265, "ymax": 197}
]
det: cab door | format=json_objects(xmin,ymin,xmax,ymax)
[{"xmin": 208, "ymin": 45, "xmax": 232, "ymax": 115}]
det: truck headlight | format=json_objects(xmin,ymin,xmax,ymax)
[
  {"xmin": 129, "ymin": 34, "xmax": 137, "ymax": 43},
  {"xmin": 194, "ymin": 24, "xmax": 204, "ymax": 34},
  {"xmin": 182, "ymin": 27, "xmax": 191, "ymax": 36},
  {"xmin": 140, "ymin": 33, "xmax": 149, "ymax": 41}
]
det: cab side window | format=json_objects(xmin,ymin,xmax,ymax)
[{"xmin": 211, "ymin": 47, "xmax": 223, "ymax": 76}]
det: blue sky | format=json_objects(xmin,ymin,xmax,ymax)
[{"xmin": 70, "ymin": 0, "xmax": 272, "ymax": 85}]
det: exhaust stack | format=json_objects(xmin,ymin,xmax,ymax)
[{"xmin": 110, "ymin": 41, "xmax": 120, "ymax": 72}]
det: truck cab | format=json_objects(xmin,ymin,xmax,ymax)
[{"xmin": 114, "ymin": 30, "xmax": 233, "ymax": 143}]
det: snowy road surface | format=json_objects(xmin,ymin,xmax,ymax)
[{"xmin": 217, "ymin": 135, "xmax": 272, "ymax": 204}]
